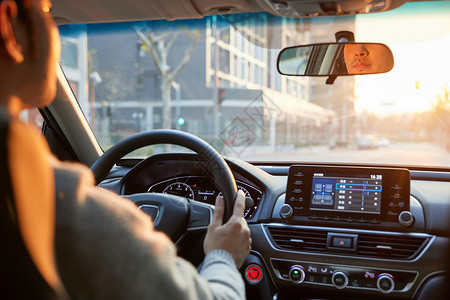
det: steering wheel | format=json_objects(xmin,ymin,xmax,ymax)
[{"xmin": 90, "ymin": 129, "xmax": 238, "ymax": 241}]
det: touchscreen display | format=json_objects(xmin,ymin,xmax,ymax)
[
  {"xmin": 286, "ymin": 165, "xmax": 410, "ymax": 223},
  {"xmin": 310, "ymin": 174, "xmax": 382, "ymax": 214}
]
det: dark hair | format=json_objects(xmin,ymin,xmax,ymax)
[
  {"xmin": 0, "ymin": 0, "xmax": 31, "ymax": 18},
  {"xmin": 2, "ymin": 0, "xmax": 38, "ymax": 57}
]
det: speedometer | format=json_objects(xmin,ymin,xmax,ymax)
[
  {"xmin": 219, "ymin": 186, "xmax": 252, "ymax": 218},
  {"xmin": 162, "ymin": 182, "xmax": 195, "ymax": 199}
]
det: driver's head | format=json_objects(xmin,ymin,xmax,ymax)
[
  {"xmin": 343, "ymin": 43, "xmax": 393, "ymax": 75},
  {"xmin": 0, "ymin": 0, "xmax": 60, "ymax": 117}
]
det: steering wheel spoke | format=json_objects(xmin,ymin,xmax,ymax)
[
  {"xmin": 187, "ymin": 200, "xmax": 213, "ymax": 231},
  {"xmin": 124, "ymin": 193, "xmax": 189, "ymax": 241}
]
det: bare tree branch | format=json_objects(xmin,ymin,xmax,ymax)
[
  {"xmin": 135, "ymin": 29, "xmax": 165, "ymax": 75},
  {"xmin": 168, "ymin": 30, "xmax": 200, "ymax": 82},
  {"xmin": 166, "ymin": 31, "xmax": 180, "ymax": 53}
]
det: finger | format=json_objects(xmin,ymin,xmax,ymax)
[
  {"xmin": 211, "ymin": 196, "xmax": 224, "ymax": 226},
  {"xmin": 232, "ymin": 190, "xmax": 245, "ymax": 217}
]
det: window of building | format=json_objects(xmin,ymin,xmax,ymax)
[{"xmin": 219, "ymin": 48, "xmax": 230, "ymax": 74}]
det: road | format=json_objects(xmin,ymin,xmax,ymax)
[{"xmin": 236, "ymin": 143, "xmax": 450, "ymax": 168}]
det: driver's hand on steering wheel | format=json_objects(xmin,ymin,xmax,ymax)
[{"xmin": 203, "ymin": 190, "xmax": 251, "ymax": 268}]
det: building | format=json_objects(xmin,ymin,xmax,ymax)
[{"xmin": 59, "ymin": 13, "xmax": 351, "ymax": 153}]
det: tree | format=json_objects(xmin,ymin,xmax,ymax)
[{"xmin": 135, "ymin": 24, "xmax": 200, "ymax": 131}]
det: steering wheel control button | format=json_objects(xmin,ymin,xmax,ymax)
[
  {"xmin": 332, "ymin": 272, "xmax": 349, "ymax": 289},
  {"xmin": 245, "ymin": 264, "xmax": 263, "ymax": 285},
  {"xmin": 289, "ymin": 266, "xmax": 305, "ymax": 284},
  {"xmin": 279, "ymin": 204, "xmax": 293, "ymax": 219},
  {"xmin": 398, "ymin": 211, "xmax": 414, "ymax": 227},
  {"xmin": 377, "ymin": 274, "xmax": 395, "ymax": 293}
]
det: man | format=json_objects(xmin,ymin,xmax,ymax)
[
  {"xmin": 343, "ymin": 43, "xmax": 394, "ymax": 75},
  {"xmin": 0, "ymin": 1, "xmax": 251, "ymax": 299}
]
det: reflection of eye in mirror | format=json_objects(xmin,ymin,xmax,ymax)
[{"xmin": 277, "ymin": 43, "xmax": 394, "ymax": 76}]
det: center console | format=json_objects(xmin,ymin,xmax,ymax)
[{"xmin": 253, "ymin": 165, "xmax": 431, "ymax": 298}]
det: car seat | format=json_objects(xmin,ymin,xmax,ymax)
[{"xmin": 0, "ymin": 107, "xmax": 66, "ymax": 299}]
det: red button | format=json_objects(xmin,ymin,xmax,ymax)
[{"xmin": 245, "ymin": 264, "xmax": 263, "ymax": 284}]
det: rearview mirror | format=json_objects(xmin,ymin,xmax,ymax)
[{"xmin": 277, "ymin": 43, "xmax": 394, "ymax": 76}]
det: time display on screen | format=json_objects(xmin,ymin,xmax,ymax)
[{"xmin": 310, "ymin": 174, "xmax": 382, "ymax": 214}]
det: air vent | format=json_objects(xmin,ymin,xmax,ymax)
[
  {"xmin": 266, "ymin": 226, "xmax": 430, "ymax": 260},
  {"xmin": 357, "ymin": 234, "xmax": 428, "ymax": 260},
  {"xmin": 267, "ymin": 226, "xmax": 328, "ymax": 252}
]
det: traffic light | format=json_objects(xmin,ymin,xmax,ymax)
[
  {"xmin": 177, "ymin": 117, "xmax": 185, "ymax": 126},
  {"xmin": 218, "ymin": 88, "xmax": 226, "ymax": 105}
]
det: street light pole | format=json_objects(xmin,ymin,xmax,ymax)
[{"xmin": 213, "ymin": 16, "xmax": 220, "ymax": 138}]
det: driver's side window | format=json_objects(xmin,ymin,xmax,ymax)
[{"xmin": 19, "ymin": 108, "xmax": 45, "ymax": 132}]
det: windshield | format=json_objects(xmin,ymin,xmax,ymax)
[{"xmin": 59, "ymin": 1, "xmax": 450, "ymax": 168}]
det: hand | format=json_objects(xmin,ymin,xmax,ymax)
[{"xmin": 203, "ymin": 190, "xmax": 251, "ymax": 268}]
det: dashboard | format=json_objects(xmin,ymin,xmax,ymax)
[{"xmin": 100, "ymin": 153, "xmax": 450, "ymax": 300}]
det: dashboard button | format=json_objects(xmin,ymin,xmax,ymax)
[
  {"xmin": 318, "ymin": 275, "xmax": 330, "ymax": 284},
  {"xmin": 245, "ymin": 264, "xmax": 263, "ymax": 285},
  {"xmin": 319, "ymin": 266, "xmax": 330, "ymax": 275},
  {"xmin": 279, "ymin": 204, "xmax": 293, "ymax": 219},
  {"xmin": 351, "ymin": 279, "xmax": 360, "ymax": 287},
  {"xmin": 306, "ymin": 265, "xmax": 319, "ymax": 274},
  {"xmin": 306, "ymin": 274, "xmax": 316, "ymax": 282},
  {"xmin": 377, "ymin": 274, "xmax": 395, "ymax": 294},
  {"xmin": 289, "ymin": 266, "xmax": 305, "ymax": 284},
  {"xmin": 290, "ymin": 197, "xmax": 304, "ymax": 202},
  {"xmin": 332, "ymin": 272, "xmax": 348, "ymax": 289},
  {"xmin": 332, "ymin": 237, "xmax": 353, "ymax": 248},
  {"xmin": 398, "ymin": 211, "xmax": 414, "ymax": 227},
  {"xmin": 364, "ymin": 281, "xmax": 376, "ymax": 288}
]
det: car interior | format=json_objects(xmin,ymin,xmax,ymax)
[{"xmin": 3, "ymin": 0, "xmax": 450, "ymax": 299}]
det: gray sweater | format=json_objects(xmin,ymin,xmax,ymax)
[{"xmin": 52, "ymin": 158, "xmax": 245, "ymax": 300}]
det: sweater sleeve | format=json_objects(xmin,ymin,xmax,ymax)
[{"xmin": 52, "ymin": 159, "xmax": 245, "ymax": 300}]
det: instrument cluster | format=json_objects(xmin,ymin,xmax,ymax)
[{"xmin": 148, "ymin": 176, "xmax": 262, "ymax": 219}]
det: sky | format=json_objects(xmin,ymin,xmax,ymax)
[{"xmin": 352, "ymin": 1, "xmax": 450, "ymax": 115}]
